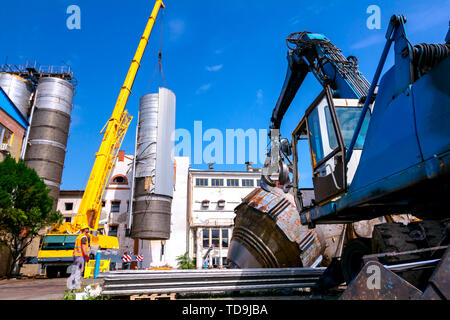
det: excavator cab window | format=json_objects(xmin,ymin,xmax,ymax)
[
  {"xmin": 293, "ymin": 89, "xmax": 347, "ymax": 206},
  {"xmin": 330, "ymin": 106, "xmax": 370, "ymax": 149},
  {"xmin": 307, "ymin": 107, "xmax": 325, "ymax": 166},
  {"xmin": 332, "ymin": 98, "xmax": 372, "ymax": 183},
  {"xmin": 293, "ymin": 89, "xmax": 372, "ymax": 208},
  {"xmin": 324, "ymin": 106, "xmax": 340, "ymax": 150}
]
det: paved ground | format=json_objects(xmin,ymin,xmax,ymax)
[
  {"xmin": 0, "ymin": 277, "xmax": 102, "ymax": 300},
  {"xmin": 0, "ymin": 277, "xmax": 341, "ymax": 300}
]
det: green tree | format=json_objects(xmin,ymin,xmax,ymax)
[
  {"xmin": 0, "ymin": 155, "xmax": 62, "ymax": 277},
  {"xmin": 176, "ymin": 252, "xmax": 196, "ymax": 269}
]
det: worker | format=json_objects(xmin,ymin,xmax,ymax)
[{"xmin": 67, "ymin": 225, "xmax": 90, "ymax": 290}]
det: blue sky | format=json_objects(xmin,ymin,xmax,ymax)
[{"xmin": 1, "ymin": 0, "xmax": 449, "ymax": 190}]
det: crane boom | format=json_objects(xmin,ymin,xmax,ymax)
[{"xmin": 65, "ymin": 0, "xmax": 165, "ymax": 233}]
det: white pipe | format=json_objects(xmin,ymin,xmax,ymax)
[{"xmin": 20, "ymin": 89, "xmax": 38, "ymax": 159}]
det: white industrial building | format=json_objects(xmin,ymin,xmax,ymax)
[{"xmin": 188, "ymin": 164, "xmax": 262, "ymax": 268}]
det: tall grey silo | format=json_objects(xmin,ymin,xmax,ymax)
[
  {"xmin": 131, "ymin": 87, "xmax": 176, "ymax": 240},
  {"xmin": 0, "ymin": 72, "xmax": 33, "ymax": 119},
  {"xmin": 24, "ymin": 77, "xmax": 74, "ymax": 204}
]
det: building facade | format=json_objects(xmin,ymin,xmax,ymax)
[
  {"xmin": 188, "ymin": 165, "xmax": 262, "ymax": 268},
  {"xmin": 56, "ymin": 156, "xmax": 264, "ymax": 270}
]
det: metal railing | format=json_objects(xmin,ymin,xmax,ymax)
[
  {"xmin": 0, "ymin": 61, "xmax": 76, "ymax": 85},
  {"xmin": 99, "ymin": 267, "xmax": 325, "ymax": 296}
]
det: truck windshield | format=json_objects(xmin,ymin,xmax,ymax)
[{"xmin": 41, "ymin": 235, "xmax": 78, "ymax": 250}]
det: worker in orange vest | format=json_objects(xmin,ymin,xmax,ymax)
[
  {"xmin": 73, "ymin": 225, "xmax": 90, "ymax": 265},
  {"xmin": 67, "ymin": 225, "xmax": 90, "ymax": 289}
]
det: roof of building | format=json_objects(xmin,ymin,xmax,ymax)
[
  {"xmin": 190, "ymin": 169, "xmax": 262, "ymax": 176},
  {"xmin": 0, "ymin": 87, "xmax": 28, "ymax": 129},
  {"xmin": 59, "ymin": 190, "xmax": 85, "ymax": 196}
]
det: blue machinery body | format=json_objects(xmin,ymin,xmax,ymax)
[{"xmin": 267, "ymin": 15, "xmax": 450, "ymax": 226}]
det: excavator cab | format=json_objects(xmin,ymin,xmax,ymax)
[{"xmin": 292, "ymin": 88, "xmax": 372, "ymax": 207}]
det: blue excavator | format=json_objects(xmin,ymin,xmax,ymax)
[{"xmin": 231, "ymin": 15, "xmax": 450, "ymax": 299}]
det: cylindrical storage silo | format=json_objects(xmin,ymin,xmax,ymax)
[
  {"xmin": 131, "ymin": 87, "xmax": 176, "ymax": 240},
  {"xmin": 0, "ymin": 72, "xmax": 34, "ymax": 119},
  {"xmin": 24, "ymin": 77, "xmax": 74, "ymax": 204}
]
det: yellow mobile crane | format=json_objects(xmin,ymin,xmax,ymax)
[{"xmin": 36, "ymin": 0, "xmax": 165, "ymax": 278}]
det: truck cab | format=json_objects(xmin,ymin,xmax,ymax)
[
  {"xmin": 37, "ymin": 227, "xmax": 118, "ymax": 278},
  {"xmin": 37, "ymin": 234, "xmax": 77, "ymax": 278}
]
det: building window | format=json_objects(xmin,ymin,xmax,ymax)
[
  {"xmin": 211, "ymin": 178, "xmax": 224, "ymax": 187},
  {"xmin": 111, "ymin": 201, "xmax": 121, "ymax": 212},
  {"xmin": 212, "ymin": 256, "xmax": 220, "ymax": 267},
  {"xmin": 196, "ymin": 178, "xmax": 208, "ymax": 186},
  {"xmin": 65, "ymin": 202, "xmax": 74, "ymax": 211},
  {"xmin": 102, "ymin": 201, "xmax": 106, "ymax": 207},
  {"xmin": 217, "ymin": 200, "xmax": 226, "ymax": 208},
  {"xmin": 222, "ymin": 229, "xmax": 229, "ymax": 248},
  {"xmin": 227, "ymin": 179, "xmax": 239, "ymax": 187},
  {"xmin": 242, "ymin": 179, "xmax": 254, "ymax": 187},
  {"xmin": 211, "ymin": 229, "xmax": 220, "ymax": 247},
  {"xmin": 0, "ymin": 124, "xmax": 13, "ymax": 147},
  {"xmin": 111, "ymin": 175, "xmax": 128, "ymax": 185},
  {"xmin": 201, "ymin": 200, "xmax": 210, "ymax": 208},
  {"xmin": 108, "ymin": 225, "xmax": 118, "ymax": 237},
  {"xmin": 64, "ymin": 217, "xmax": 71, "ymax": 223},
  {"xmin": 256, "ymin": 179, "xmax": 261, "ymax": 187},
  {"xmin": 203, "ymin": 229, "xmax": 210, "ymax": 248},
  {"xmin": 202, "ymin": 228, "xmax": 228, "ymax": 251},
  {"xmin": 222, "ymin": 257, "xmax": 228, "ymax": 266}
]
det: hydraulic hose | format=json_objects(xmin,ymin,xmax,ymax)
[{"xmin": 413, "ymin": 43, "xmax": 450, "ymax": 78}]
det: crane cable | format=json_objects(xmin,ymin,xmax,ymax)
[
  {"xmin": 140, "ymin": 7, "xmax": 166, "ymax": 226},
  {"xmin": 146, "ymin": 8, "xmax": 166, "ymax": 92}
]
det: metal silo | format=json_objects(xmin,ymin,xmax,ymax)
[
  {"xmin": 24, "ymin": 77, "xmax": 74, "ymax": 203},
  {"xmin": 0, "ymin": 72, "xmax": 33, "ymax": 119},
  {"xmin": 131, "ymin": 87, "xmax": 176, "ymax": 240}
]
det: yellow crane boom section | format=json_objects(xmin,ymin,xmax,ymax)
[{"xmin": 58, "ymin": 0, "xmax": 165, "ymax": 234}]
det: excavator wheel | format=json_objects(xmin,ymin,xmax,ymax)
[
  {"xmin": 371, "ymin": 221, "xmax": 448, "ymax": 291},
  {"xmin": 341, "ymin": 238, "xmax": 372, "ymax": 285}
]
